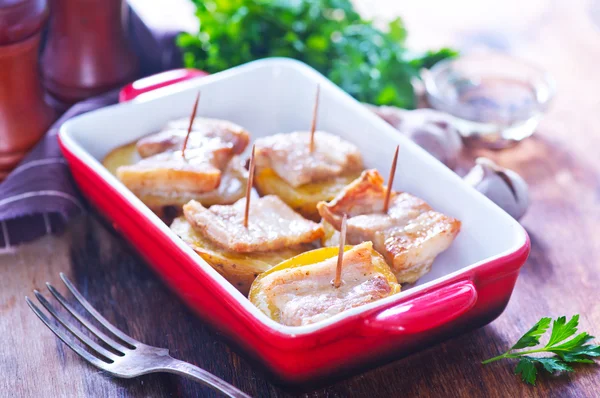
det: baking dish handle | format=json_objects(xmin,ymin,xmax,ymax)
[
  {"xmin": 362, "ymin": 280, "xmax": 477, "ymax": 335},
  {"xmin": 119, "ymin": 68, "xmax": 209, "ymax": 102}
]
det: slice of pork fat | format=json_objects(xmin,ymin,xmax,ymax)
[
  {"xmin": 183, "ymin": 195, "xmax": 324, "ymax": 253},
  {"xmin": 254, "ymin": 131, "xmax": 363, "ymax": 188},
  {"xmin": 136, "ymin": 117, "xmax": 250, "ymax": 158},
  {"xmin": 256, "ymin": 242, "xmax": 397, "ymax": 326},
  {"xmin": 117, "ymin": 149, "xmax": 223, "ymax": 196},
  {"xmin": 318, "ymin": 169, "xmax": 461, "ymax": 283},
  {"xmin": 118, "ymin": 118, "xmax": 250, "ymax": 198}
]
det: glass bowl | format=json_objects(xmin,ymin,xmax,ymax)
[{"xmin": 424, "ymin": 53, "xmax": 555, "ymax": 149}]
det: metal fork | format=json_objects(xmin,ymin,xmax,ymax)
[{"xmin": 26, "ymin": 273, "xmax": 250, "ymax": 398}]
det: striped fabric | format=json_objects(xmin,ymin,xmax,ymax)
[{"xmin": 0, "ymin": 7, "xmax": 182, "ymax": 250}]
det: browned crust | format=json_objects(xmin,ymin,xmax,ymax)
[
  {"xmin": 382, "ymin": 213, "xmax": 462, "ymax": 269},
  {"xmin": 317, "ymin": 169, "xmax": 391, "ymax": 229}
]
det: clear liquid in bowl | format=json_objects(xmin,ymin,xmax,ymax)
[
  {"xmin": 425, "ymin": 55, "xmax": 554, "ymax": 149},
  {"xmin": 450, "ymin": 77, "xmax": 543, "ymax": 148},
  {"xmin": 458, "ymin": 77, "xmax": 538, "ymax": 124}
]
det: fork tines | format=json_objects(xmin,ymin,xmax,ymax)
[{"xmin": 25, "ymin": 273, "xmax": 136, "ymax": 369}]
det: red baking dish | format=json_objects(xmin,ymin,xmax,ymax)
[{"xmin": 58, "ymin": 59, "xmax": 530, "ymax": 385}]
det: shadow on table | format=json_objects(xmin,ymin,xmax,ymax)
[{"xmin": 521, "ymin": 228, "xmax": 556, "ymax": 283}]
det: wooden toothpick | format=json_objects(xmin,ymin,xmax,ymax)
[
  {"xmin": 309, "ymin": 85, "xmax": 320, "ymax": 153},
  {"xmin": 243, "ymin": 144, "xmax": 256, "ymax": 228},
  {"xmin": 383, "ymin": 145, "xmax": 399, "ymax": 213},
  {"xmin": 333, "ymin": 213, "xmax": 347, "ymax": 288},
  {"xmin": 182, "ymin": 91, "xmax": 201, "ymax": 160}
]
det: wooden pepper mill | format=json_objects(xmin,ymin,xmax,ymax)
[
  {"xmin": 41, "ymin": 0, "xmax": 139, "ymax": 104},
  {"xmin": 0, "ymin": 0, "xmax": 56, "ymax": 180}
]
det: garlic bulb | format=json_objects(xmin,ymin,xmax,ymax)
[
  {"xmin": 368, "ymin": 105, "xmax": 463, "ymax": 169},
  {"xmin": 464, "ymin": 157, "xmax": 529, "ymax": 220}
]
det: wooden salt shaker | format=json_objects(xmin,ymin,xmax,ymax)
[
  {"xmin": 41, "ymin": 0, "xmax": 139, "ymax": 104},
  {"xmin": 0, "ymin": 0, "xmax": 56, "ymax": 180}
]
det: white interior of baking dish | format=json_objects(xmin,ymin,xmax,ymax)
[{"xmin": 60, "ymin": 59, "xmax": 527, "ymax": 334}]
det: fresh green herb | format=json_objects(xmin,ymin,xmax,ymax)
[
  {"xmin": 177, "ymin": 0, "xmax": 457, "ymax": 109},
  {"xmin": 483, "ymin": 315, "xmax": 600, "ymax": 385}
]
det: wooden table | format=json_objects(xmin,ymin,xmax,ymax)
[{"xmin": 2, "ymin": 1, "xmax": 600, "ymax": 396}]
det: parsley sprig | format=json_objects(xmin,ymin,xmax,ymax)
[
  {"xmin": 178, "ymin": 0, "xmax": 457, "ymax": 109},
  {"xmin": 483, "ymin": 315, "xmax": 600, "ymax": 385}
]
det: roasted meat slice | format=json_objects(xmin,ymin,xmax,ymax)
[
  {"xmin": 132, "ymin": 156, "xmax": 247, "ymax": 210},
  {"xmin": 254, "ymin": 131, "xmax": 363, "ymax": 188},
  {"xmin": 116, "ymin": 139, "xmax": 237, "ymax": 196},
  {"xmin": 249, "ymin": 242, "xmax": 400, "ymax": 326},
  {"xmin": 118, "ymin": 117, "xmax": 250, "ymax": 204},
  {"xmin": 183, "ymin": 195, "xmax": 324, "ymax": 253},
  {"xmin": 317, "ymin": 170, "xmax": 461, "ymax": 283},
  {"xmin": 373, "ymin": 210, "xmax": 461, "ymax": 283},
  {"xmin": 136, "ymin": 117, "xmax": 249, "ymax": 158}
]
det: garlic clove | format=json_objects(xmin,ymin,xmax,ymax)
[
  {"xmin": 464, "ymin": 157, "xmax": 530, "ymax": 220},
  {"xmin": 368, "ymin": 105, "xmax": 463, "ymax": 169},
  {"xmin": 405, "ymin": 117, "xmax": 463, "ymax": 169}
]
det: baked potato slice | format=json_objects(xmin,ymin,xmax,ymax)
[
  {"xmin": 103, "ymin": 141, "xmax": 140, "ymax": 175},
  {"xmin": 170, "ymin": 217, "xmax": 312, "ymax": 295},
  {"xmin": 253, "ymin": 168, "xmax": 361, "ymax": 221}
]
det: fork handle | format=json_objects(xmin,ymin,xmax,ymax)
[{"xmin": 160, "ymin": 357, "xmax": 251, "ymax": 398}]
